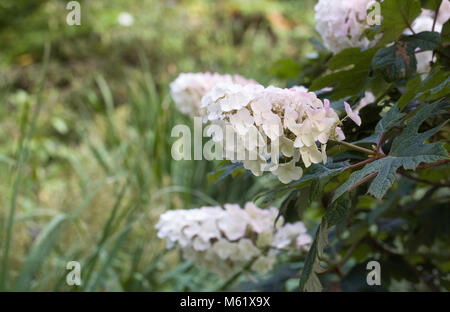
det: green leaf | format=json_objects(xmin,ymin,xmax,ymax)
[
  {"xmin": 299, "ymin": 196, "xmax": 350, "ymax": 292},
  {"xmin": 276, "ymin": 189, "xmax": 307, "ymax": 225},
  {"xmin": 420, "ymin": 0, "xmax": 443, "ymax": 11},
  {"xmin": 14, "ymin": 214, "xmax": 67, "ymax": 291},
  {"xmin": 290, "ymin": 160, "xmax": 350, "ymax": 188},
  {"xmin": 253, "ymin": 160, "xmax": 349, "ymax": 207},
  {"xmin": 372, "ymin": 41, "xmax": 417, "ymax": 82},
  {"xmin": 398, "ymin": 75, "xmax": 422, "ymax": 109},
  {"xmin": 398, "ymin": 66, "xmax": 450, "ymax": 109},
  {"xmin": 416, "ymin": 70, "xmax": 450, "ymax": 102},
  {"xmin": 208, "ymin": 162, "xmax": 244, "ymax": 183},
  {"xmin": 377, "ymin": 0, "xmax": 422, "ymax": 46},
  {"xmin": 310, "ymin": 48, "xmax": 377, "ymax": 100},
  {"xmin": 367, "ymin": 178, "xmax": 416, "ymax": 224},
  {"xmin": 355, "ymin": 105, "xmax": 405, "ymax": 144},
  {"xmin": 333, "ymin": 102, "xmax": 448, "ymax": 200},
  {"xmin": 299, "ymin": 221, "xmax": 327, "ymax": 292},
  {"xmin": 441, "ymin": 19, "xmax": 450, "ymax": 41},
  {"xmin": 324, "ymin": 195, "xmax": 351, "ymax": 227},
  {"xmin": 402, "ymin": 31, "xmax": 442, "ymax": 51},
  {"xmin": 269, "ymin": 59, "xmax": 302, "ymax": 79}
]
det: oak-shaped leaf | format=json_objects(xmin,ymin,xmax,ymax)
[
  {"xmin": 333, "ymin": 102, "xmax": 448, "ymax": 201},
  {"xmin": 299, "ymin": 195, "xmax": 351, "ymax": 292}
]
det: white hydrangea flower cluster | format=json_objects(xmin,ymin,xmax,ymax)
[
  {"xmin": 169, "ymin": 72, "xmax": 256, "ymax": 117},
  {"xmin": 201, "ymin": 83, "xmax": 344, "ymax": 184},
  {"xmin": 437, "ymin": 0, "xmax": 450, "ymax": 25},
  {"xmin": 405, "ymin": 7, "xmax": 447, "ymax": 75},
  {"xmin": 314, "ymin": 0, "xmax": 376, "ymax": 54},
  {"xmin": 315, "ymin": 0, "xmax": 449, "ymax": 74},
  {"xmin": 155, "ymin": 202, "xmax": 311, "ymax": 279}
]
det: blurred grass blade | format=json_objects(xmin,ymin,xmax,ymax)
[
  {"xmin": 0, "ymin": 43, "xmax": 51, "ymax": 290},
  {"xmin": 95, "ymin": 75, "xmax": 119, "ymax": 146},
  {"xmin": 13, "ymin": 214, "xmax": 67, "ymax": 291},
  {"xmin": 86, "ymin": 228, "xmax": 131, "ymax": 291}
]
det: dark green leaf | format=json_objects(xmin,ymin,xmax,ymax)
[
  {"xmin": 355, "ymin": 104, "xmax": 405, "ymax": 144},
  {"xmin": 377, "ymin": 0, "xmax": 422, "ymax": 46},
  {"xmin": 402, "ymin": 31, "xmax": 442, "ymax": 51},
  {"xmin": 300, "ymin": 195, "xmax": 351, "ymax": 292},
  {"xmin": 372, "ymin": 42, "xmax": 417, "ymax": 82},
  {"xmin": 299, "ymin": 220, "xmax": 328, "ymax": 292},
  {"xmin": 398, "ymin": 75, "xmax": 422, "ymax": 109},
  {"xmin": 324, "ymin": 194, "xmax": 351, "ymax": 227},
  {"xmin": 310, "ymin": 48, "xmax": 377, "ymax": 99},
  {"xmin": 333, "ymin": 102, "xmax": 448, "ymax": 200},
  {"xmin": 420, "ymin": 0, "xmax": 443, "ymax": 11}
]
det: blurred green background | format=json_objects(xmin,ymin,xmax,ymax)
[{"xmin": 0, "ymin": 0, "xmax": 317, "ymax": 291}]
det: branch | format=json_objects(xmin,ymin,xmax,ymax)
[
  {"xmin": 416, "ymin": 159, "xmax": 450, "ymax": 170},
  {"xmin": 348, "ymin": 157, "xmax": 377, "ymax": 170},
  {"xmin": 376, "ymin": 133, "xmax": 386, "ymax": 156},
  {"xmin": 332, "ymin": 140, "xmax": 374, "ymax": 155},
  {"xmin": 322, "ymin": 257, "xmax": 344, "ymax": 279},
  {"xmin": 323, "ymin": 238, "xmax": 362, "ymax": 279},
  {"xmin": 339, "ymin": 238, "xmax": 363, "ymax": 266},
  {"xmin": 349, "ymin": 172, "xmax": 379, "ymax": 192},
  {"xmin": 366, "ymin": 237, "xmax": 403, "ymax": 256},
  {"xmin": 400, "ymin": 10, "xmax": 416, "ymax": 35},
  {"xmin": 345, "ymin": 159, "xmax": 449, "ymax": 194},
  {"xmin": 432, "ymin": 2, "xmax": 441, "ymax": 32},
  {"xmin": 399, "ymin": 169, "xmax": 450, "ymax": 187}
]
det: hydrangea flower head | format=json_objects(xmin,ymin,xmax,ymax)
[
  {"xmin": 170, "ymin": 72, "xmax": 256, "ymax": 117},
  {"xmin": 155, "ymin": 203, "xmax": 311, "ymax": 279},
  {"xmin": 314, "ymin": 0, "xmax": 377, "ymax": 53},
  {"xmin": 201, "ymin": 83, "xmax": 345, "ymax": 184}
]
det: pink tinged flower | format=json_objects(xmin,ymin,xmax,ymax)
[
  {"xmin": 335, "ymin": 127, "xmax": 345, "ymax": 141},
  {"xmin": 438, "ymin": 0, "xmax": 450, "ymax": 25},
  {"xmin": 357, "ymin": 91, "xmax": 375, "ymax": 110},
  {"xmin": 290, "ymin": 85, "xmax": 309, "ymax": 92},
  {"xmin": 294, "ymin": 120, "xmax": 315, "ymax": 148},
  {"xmin": 283, "ymin": 106, "xmax": 299, "ymax": 131},
  {"xmin": 307, "ymin": 108, "xmax": 328, "ymax": 132},
  {"xmin": 317, "ymin": 132, "xmax": 330, "ymax": 145},
  {"xmin": 344, "ymin": 102, "xmax": 362, "ymax": 126},
  {"xmin": 296, "ymin": 233, "xmax": 313, "ymax": 248}
]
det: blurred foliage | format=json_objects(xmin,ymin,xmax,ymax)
[
  {"xmin": 0, "ymin": 0, "xmax": 448, "ymax": 293},
  {"xmin": 0, "ymin": 0, "xmax": 318, "ymax": 291}
]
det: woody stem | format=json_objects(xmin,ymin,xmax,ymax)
[{"xmin": 332, "ymin": 140, "xmax": 374, "ymax": 155}]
